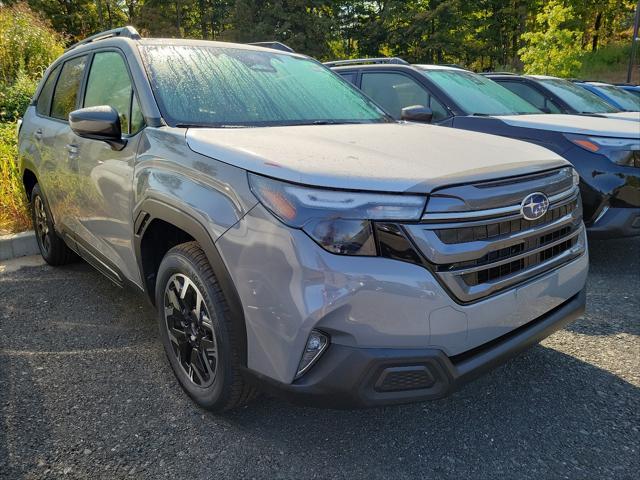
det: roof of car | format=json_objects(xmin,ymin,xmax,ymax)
[
  {"xmin": 582, "ymin": 81, "xmax": 614, "ymax": 87},
  {"xmin": 527, "ymin": 75, "xmax": 562, "ymax": 80},
  {"xmin": 413, "ymin": 64, "xmax": 468, "ymax": 71},
  {"xmin": 64, "ymin": 26, "xmax": 300, "ymax": 58}
]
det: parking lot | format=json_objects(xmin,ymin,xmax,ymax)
[{"xmin": 0, "ymin": 237, "xmax": 638, "ymax": 479}]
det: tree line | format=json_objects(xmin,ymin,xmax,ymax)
[{"xmin": 2, "ymin": 1, "xmax": 638, "ymax": 73}]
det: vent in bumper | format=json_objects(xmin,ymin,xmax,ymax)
[{"xmin": 374, "ymin": 366, "xmax": 435, "ymax": 392}]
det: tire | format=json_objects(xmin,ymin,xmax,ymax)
[
  {"xmin": 155, "ymin": 241, "xmax": 256, "ymax": 411},
  {"xmin": 30, "ymin": 183, "xmax": 75, "ymax": 266}
]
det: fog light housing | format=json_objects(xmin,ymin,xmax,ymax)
[{"xmin": 295, "ymin": 330, "xmax": 329, "ymax": 380}]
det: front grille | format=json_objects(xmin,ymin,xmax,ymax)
[
  {"xmin": 401, "ymin": 170, "xmax": 586, "ymax": 303},
  {"xmin": 435, "ymin": 199, "xmax": 578, "ymax": 244},
  {"xmin": 461, "ymin": 228, "xmax": 578, "ymax": 286}
]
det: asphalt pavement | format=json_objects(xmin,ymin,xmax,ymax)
[{"xmin": 0, "ymin": 238, "xmax": 638, "ymax": 479}]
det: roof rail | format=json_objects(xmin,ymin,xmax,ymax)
[
  {"xmin": 65, "ymin": 26, "xmax": 141, "ymax": 52},
  {"xmin": 247, "ymin": 42, "xmax": 295, "ymax": 53},
  {"xmin": 323, "ymin": 57, "xmax": 409, "ymax": 67}
]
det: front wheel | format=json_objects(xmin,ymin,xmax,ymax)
[{"xmin": 155, "ymin": 242, "xmax": 256, "ymax": 411}]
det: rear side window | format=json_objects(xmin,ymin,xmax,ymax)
[
  {"xmin": 84, "ymin": 51, "xmax": 144, "ymax": 134},
  {"xmin": 51, "ymin": 55, "xmax": 87, "ymax": 120},
  {"xmin": 361, "ymin": 72, "xmax": 449, "ymax": 121},
  {"xmin": 339, "ymin": 72, "xmax": 357, "ymax": 85},
  {"xmin": 499, "ymin": 81, "xmax": 562, "ymax": 113},
  {"xmin": 36, "ymin": 65, "xmax": 61, "ymax": 116}
]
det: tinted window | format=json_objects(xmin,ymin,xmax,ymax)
[
  {"xmin": 625, "ymin": 89, "xmax": 640, "ymax": 100},
  {"xmin": 499, "ymin": 81, "xmax": 562, "ymax": 113},
  {"xmin": 339, "ymin": 72, "xmax": 357, "ymax": 84},
  {"xmin": 419, "ymin": 69, "xmax": 541, "ymax": 115},
  {"xmin": 51, "ymin": 55, "xmax": 87, "ymax": 120},
  {"xmin": 140, "ymin": 45, "xmax": 388, "ymax": 127},
  {"xmin": 537, "ymin": 78, "xmax": 618, "ymax": 113},
  {"xmin": 36, "ymin": 65, "xmax": 61, "ymax": 116},
  {"xmin": 361, "ymin": 72, "xmax": 449, "ymax": 121},
  {"xmin": 590, "ymin": 84, "xmax": 640, "ymax": 111},
  {"xmin": 130, "ymin": 95, "xmax": 144, "ymax": 134},
  {"xmin": 84, "ymin": 51, "xmax": 144, "ymax": 134}
]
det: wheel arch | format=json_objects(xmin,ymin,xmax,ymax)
[
  {"xmin": 135, "ymin": 198, "xmax": 248, "ymax": 366},
  {"xmin": 22, "ymin": 169, "xmax": 38, "ymax": 199}
]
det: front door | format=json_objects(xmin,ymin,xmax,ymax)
[{"xmin": 69, "ymin": 50, "xmax": 145, "ymax": 286}]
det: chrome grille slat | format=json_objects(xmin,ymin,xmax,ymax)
[
  {"xmin": 421, "ymin": 185, "xmax": 579, "ymax": 222},
  {"xmin": 445, "ymin": 227, "xmax": 582, "ymax": 275},
  {"xmin": 439, "ymin": 232, "xmax": 585, "ymax": 302}
]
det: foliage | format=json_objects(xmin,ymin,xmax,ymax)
[
  {"xmin": 578, "ymin": 43, "xmax": 633, "ymax": 82},
  {"xmin": 518, "ymin": 1, "xmax": 584, "ymax": 77},
  {"xmin": 0, "ymin": 3, "xmax": 64, "ymax": 123},
  {"xmin": 0, "ymin": 72, "xmax": 39, "ymax": 122},
  {"xmin": 1, "ymin": 0, "xmax": 634, "ymax": 71},
  {"xmin": 0, "ymin": 121, "xmax": 30, "ymax": 234},
  {"xmin": 0, "ymin": 3, "xmax": 65, "ymax": 83}
]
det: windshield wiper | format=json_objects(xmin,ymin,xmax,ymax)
[{"xmin": 176, "ymin": 123, "xmax": 246, "ymax": 129}]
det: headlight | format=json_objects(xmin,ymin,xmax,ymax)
[
  {"xmin": 248, "ymin": 173, "xmax": 426, "ymax": 256},
  {"xmin": 565, "ymin": 134, "xmax": 640, "ymax": 167}
]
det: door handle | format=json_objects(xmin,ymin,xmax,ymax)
[
  {"xmin": 34, "ymin": 129, "xmax": 43, "ymax": 141},
  {"xmin": 66, "ymin": 144, "xmax": 79, "ymax": 155}
]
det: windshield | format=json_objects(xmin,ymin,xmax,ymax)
[
  {"xmin": 419, "ymin": 69, "xmax": 541, "ymax": 115},
  {"xmin": 537, "ymin": 78, "xmax": 618, "ymax": 113},
  {"xmin": 140, "ymin": 44, "xmax": 389, "ymax": 127},
  {"xmin": 590, "ymin": 84, "xmax": 640, "ymax": 111}
]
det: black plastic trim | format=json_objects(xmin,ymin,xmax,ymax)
[
  {"xmin": 133, "ymin": 198, "xmax": 248, "ymax": 366},
  {"xmin": 243, "ymin": 288, "xmax": 586, "ymax": 408}
]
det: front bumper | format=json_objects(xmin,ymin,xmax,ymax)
[
  {"xmin": 247, "ymin": 288, "xmax": 586, "ymax": 408},
  {"xmin": 587, "ymin": 207, "xmax": 640, "ymax": 238},
  {"xmin": 561, "ymin": 146, "xmax": 640, "ymax": 234}
]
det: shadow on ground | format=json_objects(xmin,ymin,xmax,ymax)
[{"xmin": 0, "ymin": 238, "xmax": 638, "ymax": 479}]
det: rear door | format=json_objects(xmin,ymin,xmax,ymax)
[
  {"xmin": 68, "ymin": 49, "xmax": 146, "ymax": 286},
  {"xmin": 19, "ymin": 63, "xmax": 62, "ymax": 216},
  {"xmin": 45, "ymin": 55, "xmax": 89, "ymax": 228}
]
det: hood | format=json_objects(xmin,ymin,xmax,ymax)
[
  {"xmin": 495, "ymin": 114, "xmax": 640, "ymax": 138},
  {"xmin": 600, "ymin": 111, "xmax": 640, "ymax": 122},
  {"xmin": 186, "ymin": 123, "xmax": 567, "ymax": 193}
]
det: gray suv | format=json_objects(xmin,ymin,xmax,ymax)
[{"xmin": 18, "ymin": 27, "xmax": 588, "ymax": 411}]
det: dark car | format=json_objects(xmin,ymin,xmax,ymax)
[
  {"xmin": 484, "ymin": 73, "xmax": 639, "ymax": 122},
  {"xmin": 615, "ymin": 84, "xmax": 640, "ymax": 100},
  {"xmin": 573, "ymin": 81, "xmax": 640, "ymax": 113},
  {"xmin": 328, "ymin": 59, "xmax": 640, "ymax": 237}
]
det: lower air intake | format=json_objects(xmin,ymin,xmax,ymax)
[{"xmin": 374, "ymin": 366, "xmax": 435, "ymax": 392}]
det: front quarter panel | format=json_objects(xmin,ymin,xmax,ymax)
[{"xmin": 133, "ymin": 127, "xmax": 258, "ymax": 240}]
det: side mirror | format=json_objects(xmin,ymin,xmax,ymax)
[
  {"xmin": 400, "ymin": 105, "xmax": 433, "ymax": 123},
  {"xmin": 69, "ymin": 105, "xmax": 127, "ymax": 151},
  {"xmin": 540, "ymin": 106, "xmax": 552, "ymax": 114}
]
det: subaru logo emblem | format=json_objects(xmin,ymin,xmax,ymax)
[{"xmin": 521, "ymin": 192, "xmax": 549, "ymax": 221}]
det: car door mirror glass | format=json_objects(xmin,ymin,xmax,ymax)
[
  {"xmin": 69, "ymin": 105, "xmax": 127, "ymax": 150},
  {"xmin": 401, "ymin": 105, "xmax": 433, "ymax": 123}
]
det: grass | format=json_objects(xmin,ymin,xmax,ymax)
[
  {"xmin": 0, "ymin": 121, "xmax": 30, "ymax": 235},
  {"xmin": 578, "ymin": 43, "xmax": 637, "ymax": 83}
]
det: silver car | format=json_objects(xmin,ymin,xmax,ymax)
[{"xmin": 18, "ymin": 27, "xmax": 588, "ymax": 410}]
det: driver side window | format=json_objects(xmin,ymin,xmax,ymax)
[
  {"xmin": 84, "ymin": 51, "xmax": 145, "ymax": 135},
  {"xmin": 499, "ymin": 81, "xmax": 562, "ymax": 113},
  {"xmin": 361, "ymin": 72, "xmax": 449, "ymax": 122}
]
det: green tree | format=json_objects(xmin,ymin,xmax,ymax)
[{"xmin": 518, "ymin": 0, "xmax": 583, "ymax": 76}]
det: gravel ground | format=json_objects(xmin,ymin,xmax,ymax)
[{"xmin": 0, "ymin": 238, "xmax": 638, "ymax": 480}]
